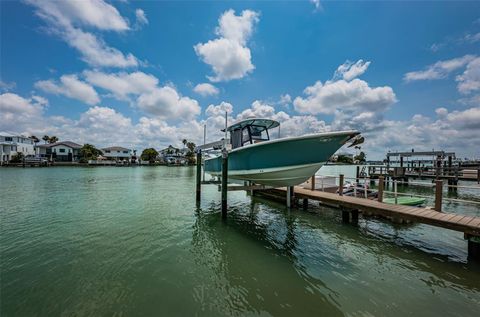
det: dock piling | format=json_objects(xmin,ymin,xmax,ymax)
[
  {"xmin": 196, "ymin": 150, "xmax": 202, "ymax": 204},
  {"xmin": 310, "ymin": 175, "xmax": 316, "ymax": 191},
  {"xmin": 342, "ymin": 209, "xmax": 349, "ymax": 223},
  {"xmin": 286, "ymin": 186, "xmax": 292, "ymax": 208},
  {"xmin": 467, "ymin": 235, "xmax": 480, "ymax": 261},
  {"xmin": 339, "ymin": 174, "xmax": 344, "ymax": 196},
  {"xmin": 221, "ymin": 149, "xmax": 228, "ymax": 218},
  {"xmin": 394, "ymin": 180, "xmax": 398, "ymax": 204},
  {"xmin": 434, "ymin": 180, "xmax": 443, "ymax": 212},
  {"xmin": 378, "ymin": 176, "xmax": 384, "ymax": 203},
  {"xmin": 351, "ymin": 210, "xmax": 359, "ymax": 224},
  {"xmin": 302, "ymin": 198, "xmax": 308, "ymax": 210}
]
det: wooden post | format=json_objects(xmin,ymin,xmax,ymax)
[
  {"xmin": 356, "ymin": 166, "xmax": 360, "ymax": 183},
  {"xmin": 477, "ymin": 168, "xmax": 480, "ymax": 184},
  {"xmin": 364, "ymin": 176, "xmax": 368, "ymax": 199},
  {"xmin": 196, "ymin": 151, "xmax": 201, "ymax": 204},
  {"xmin": 302, "ymin": 198, "xmax": 308, "ymax": 210},
  {"xmin": 339, "ymin": 174, "xmax": 344, "ymax": 196},
  {"xmin": 378, "ymin": 176, "xmax": 384, "ymax": 203},
  {"xmin": 342, "ymin": 208, "xmax": 349, "ymax": 223},
  {"xmin": 436, "ymin": 156, "xmax": 441, "ymax": 179},
  {"xmin": 351, "ymin": 210, "xmax": 359, "ymax": 224},
  {"xmin": 467, "ymin": 235, "xmax": 480, "ymax": 262},
  {"xmin": 221, "ymin": 149, "xmax": 228, "ymax": 218},
  {"xmin": 434, "ymin": 180, "xmax": 443, "ymax": 212},
  {"xmin": 286, "ymin": 186, "xmax": 292, "ymax": 208},
  {"xmin": 448, "ymin": 156, "xmax": 452, "ymax": 176},
  {"xmin": 394, "ymin": 180, "xmax": 398, "ymax": 204},
  {"xmin": 310, "ymin": 175, "xmax": 316, "ymax": 191}
]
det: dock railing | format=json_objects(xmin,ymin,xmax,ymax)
[
  {"xmin": 304, "ymin": 174, "xmax": 480, "ymax": 212},
  {"xmin": 368, "ymin": 165, "xmax": 480, "ymax": 182}
]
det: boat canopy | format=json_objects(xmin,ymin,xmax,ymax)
[
  {"xmin": 227, "ymin": 118, "xmax": 280, "ymax": 149},
  {"xmin": 226, "ymin": 118, "xmax": 279, "ymax": 132}
]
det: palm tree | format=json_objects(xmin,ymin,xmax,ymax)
[
  {"xmin": 31, "ymin": 135, "xmax": 39, "ymax": 144},
  {"xmin": 42, "ymin": 135, "xmax": 49, "ymax": 144},
  {"xmin": 48, "ymin": 136, "xmax": 58, "ymax": 144},
  {"xmin": 182, "ymin": 139, "xmax": 187, "ymax": 149}
]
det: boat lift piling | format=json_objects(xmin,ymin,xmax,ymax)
[
  {"xmin": 196, "ymin": 150, "xmax": 202, "ymax": 204},
  {"xmin": 221, "ymin": 149, "xmax": 228, "ymax": 218}
]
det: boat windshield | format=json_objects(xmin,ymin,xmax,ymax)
[
  {"xmin": 250, "ymin": 125, "xmax": 269, "ymax": 142},
  {"xmin": 230, "ymin": 125, "xmax": 271, "ymax": 149},
  {"xmin": 227, "ymin": 118, "xmax": 279, "ymax": 149}
]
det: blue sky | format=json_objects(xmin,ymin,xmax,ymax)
[{"xmin": 1, "ymin": 1, "xmax": 479, "ymax": 159}]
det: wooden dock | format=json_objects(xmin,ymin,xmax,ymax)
[
  {"xmin": 274, "ymin": 186, "xmax": 480, "ymax": 237},
  {"xmin": 251, "ymin": 184, "xmax": 480, "ymax": 261}
]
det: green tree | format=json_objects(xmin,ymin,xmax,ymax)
[
  {"xmin": 48, "ymin": 136, "xmax": 59, "ymax": 144},
  {"xmin": 141, "ymin": 148, "xmax": 159, "ymax": 164},
  {"xmin": 30, "ymin": 135, "xmax": 40, "ymax": 144},
  {"xmin": 185, "ymin": 142, "xmax": 197, "ymax": 165},
  {"xmin": 10, "ymin": 152, "xmax": 24, "ymax": 163},
  {"xmin": 79, "ymin": 144, "xmax": 103, "ymax": 162},
  {"xmin": 42, "ymin": 135, "xmax": 50, "ymax": 144},
  {"xmin": 182, "ymin": 139, "xmax": 187, "ymax": 149},
  {"xmin": 186, "ymin": 141, "xmax": 196, "ymax": 153}
]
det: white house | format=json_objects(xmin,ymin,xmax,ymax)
[
  {"xmin": 101, "ymin": 146, "xmax": 132, "ymax": 161},
  {"xmin": 36, "ymin": 141, "xmax": 82, "ymax": 162},
  {"xmin": 0, "ymin": 132, "xmax": 35, "ymax": 163},
  {"xmin": 158, "ymin": 146, "xmax": 189, "ymax": 165}
]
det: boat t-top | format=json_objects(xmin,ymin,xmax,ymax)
[{"xmin": 203, "ymin": 118, "xmax": 361, "ymax": 187}]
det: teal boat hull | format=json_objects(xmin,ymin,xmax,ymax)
[{"xmin": 204, "ymin": 131, "xmax": 359, "ymax": 186}]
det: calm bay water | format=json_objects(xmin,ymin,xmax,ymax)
[{"xmin": 1, "ymin": 166, "xmax": 480, "ymax": 316}]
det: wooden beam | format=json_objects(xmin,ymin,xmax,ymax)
[{"xmin": 434, "ymin": 180, "xmax": 443, "ymax": 212}]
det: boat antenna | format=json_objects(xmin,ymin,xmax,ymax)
[{"xmin": 203, "ymin": 124, "xmax": 206, "ymax": 145}]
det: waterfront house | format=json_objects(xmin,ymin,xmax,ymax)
[
  {"xmin": 101, "ymin": 146, "xmax": 132, "ymax": 162},
  {"xmin": 158, "ymin": 145, "xmax": 188, "ymax": 165},
  {"xmin": 0, "ymin": 132, "xmax": 35, "ymax": 164},
  {"xmin": 36, "ymin": 141, "xmax": 82, "ymax": 162}
]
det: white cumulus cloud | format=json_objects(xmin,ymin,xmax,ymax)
[
  {"xmin": 404, "ymin": 55, "xmax": 476, "ymax": 82},
  {"xmin": 193, "ymin": 83, "xmax": 219, "ymax": 97},
  {"xmin": 334, "ymin": 60, "xmax": 371, "ymax": 81},
  {"xmin": 137, "ymin": 86, "xmax": 201, "ymax": 120},
  {"xmin": 194, "ymin": 9, "xmax": 259, "ymax": 82},
  {"xmin": 456, "ymin": 56, "xmax": 480, "ymax": 94},
  {"xmin": 84, "ymin": 70, "xmax": 158, "ymax": 99},
  {"xmin": 135, "ymin": 9, "xmax": 148, "ymax": 27},
  {"xmin": 26, "ymin": 0, "xmax": 139, "ymax": 68},
  {"xmin": 35, "ymin": 75, "xmax": 100, "ymax": 105},
  {"xmin": 293, "ymin": 78, "xmax": 396, "ymax": 115}
]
